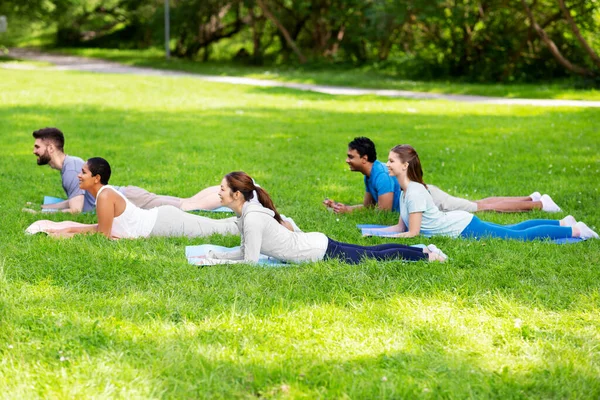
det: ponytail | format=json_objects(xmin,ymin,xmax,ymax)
[
  {"xmin": 255, "ymin": 187, "xmax": 282, "ymax": 223},
  {"xmin": 225, "ymin": 171, "xmax": 282, "ymax": 223}
]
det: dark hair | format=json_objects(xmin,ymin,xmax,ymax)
[
  {"xmin": 87, "ymin": 157, "xmax": 111, "ymax": 185},
  {"xmin": 32, "ymin": 128, "xmax": 65, "ymax": 152},
  {"xmin": 390, "ymin": 144, "xmax": 427, "ymax": 188},
  {"xmin": 225, "ymin": 171, "xmax": 282, "ymax": 223},
  {"xmin": 348, "ymin": 137, "xmax": 377, "ymax": 162}
]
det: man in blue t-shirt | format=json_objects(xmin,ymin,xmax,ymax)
[{"xmin": 324, "ymin": 137, "xmax": 400, "ymax": 213}]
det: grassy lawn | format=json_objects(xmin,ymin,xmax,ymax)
[
  {"xmin": 0, "ymin": 67, "xmax": 599, "ymax": 398},
  {"xmin": 17, "ymin": 47, "xmax": 599, "ymax": 101}
]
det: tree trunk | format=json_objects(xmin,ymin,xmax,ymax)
[
  {"xmin": 256, "ymin": 0, "xmax": 307, "ymax": 63},
  {"xmin": 521, "ymin": 0, "xmax": 594, "ymax": 76},
  {"xmin": 557, "ymin": 0, "xmax": 600, "ymax": 69},
  {"xmin": 248, "ymin": 5, "xmax": 264, "ymax": 64}
]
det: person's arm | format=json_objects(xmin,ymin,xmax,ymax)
[
  {"xmin": 207, "ymin": 214, "xmax": 264, "ymax": 263},
  {"xmin": 95, "ymin": 190, "xmax": 117, "ymax": 238},
  {"xmin": 365, "ymin": 213, "xmax": 422, "ymax": 238},
  {"xmin": 208, "ymin": 248, "xmax": 244, "ymax": 260},
  {"xmin": 40, "ymin": 195, "xmax": 84, "ymax": 213},
  {"xmin": 327, "ymin": 192, "xmax": 375, "ymax": 214},
  {"xmin": 362, "ymin": 213, "xmax": 406, "ymax": 236},
  {"xmin": 394, "ymin": 212, "xmax": 422, "ymax": 238},
  {"xmin": 241, "ymin": 215, "xmax": 264, "ymax": 263},
  {"xmin": 64, "ymin": 195, "xmax": 84, "ymax": 213},
  {"xmin": 41, "ymin": 199, "xmax": 70, "ymax": 210},
  {"xmin": 376, "ymin": 192, "xmax": 394, "ymax": 211},
  {"xmin": 47, "ymin": 224, "xmax": 99, "ymax": 238}
]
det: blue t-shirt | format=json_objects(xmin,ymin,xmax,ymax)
[
  {"xmin": 61, "ymin": 155, "xmax": 96, "ymax": 212},
  {"xmin": 364, "ymin": 160, "xmax": 401, "ymax": 212}
]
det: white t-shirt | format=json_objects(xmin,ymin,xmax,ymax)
[
  {"xmin": 97, "ymin": 185, "xmax": 158, "ymax": 238},
  {"xmin": 400, "ymin": 181, "xmax": 473, "ymax": 237}
]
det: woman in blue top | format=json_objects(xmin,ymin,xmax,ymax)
[{"xmin": 367, "ymin": 145, "xmax": 598, "ymax": 241}]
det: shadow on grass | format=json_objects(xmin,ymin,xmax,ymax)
[{"xmin": 3, "ymin": 292, "xmax": 599, "ymax": 398}]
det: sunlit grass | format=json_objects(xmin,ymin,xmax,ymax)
[{"xmin": 0, "ymin": 68, "xmax": 599, "ymax": 398}]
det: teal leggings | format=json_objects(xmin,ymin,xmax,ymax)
[{"xmin": 460, "ymin": 216, "xmax": 572, "ymax": 241}]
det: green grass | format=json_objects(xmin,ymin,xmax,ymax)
[
  {"xmin": 40, "ymin": 47, "xmax": 600, "ymax": 101},
  {"xmin": 1, "ymin": 67, "xmax": 599, "ymax": 398}
]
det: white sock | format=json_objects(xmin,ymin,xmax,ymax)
[
  {"xmin": 540, "ymin": 194, "xmax": 561, "ymax": 212},
  {"xmin": 529, "ymin": 191, "xmax": 542, "ymax": 202},
  {"xmin": 427, "ymin": 244, "xmax": 448, "ymax": 261},
  {"xmin": 575, "ymin": 222, "xmax": 599, "ymax": 240},
  {"xmin": 560, "ymin": 215, "xmax": 577, "ymax": 227}
]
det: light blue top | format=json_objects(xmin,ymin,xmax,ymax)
[
  {"xmin": 364, "ymin": 160, "xmax": 401, "ymax": 212},
  {"xmin": 400, "ymin": 181, "xmax": 473, "ymax": 237}
]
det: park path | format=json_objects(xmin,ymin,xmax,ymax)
[{"xmin": 5, "ymin": 48, "xmax": 600, "ymax": 108}]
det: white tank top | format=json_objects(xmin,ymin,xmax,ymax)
[{"xmin": 97, "ymin": 185, "xmax": 158, "ymax": 239}]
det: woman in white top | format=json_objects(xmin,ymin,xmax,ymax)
[
  {"xmin": 367, "ymin": 145, "xmax": 598, "ymax": 240},
  {"xmin": 31, "ymin": 157, "xmax": 238, "ymax": 239},
  {"xmin": 204, "ymin": 171, "xmax": 448, "ymax": 264}
]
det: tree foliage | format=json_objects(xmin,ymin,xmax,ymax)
[{"xmin": 4, "ymin": 0, "xmax": 600, "ymax": 81}]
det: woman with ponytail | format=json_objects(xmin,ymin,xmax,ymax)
[
  {"xmin": 205, "ymin": 171, "xmax": 448, "ymax": 264},
  {"xmin": 366, "ymin": 145, "xmax": 598, "ymax": 240}
]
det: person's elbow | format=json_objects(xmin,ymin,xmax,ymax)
[
  {"xmin": 405, "ymin": 229, "xmax": 421, "ymax": 238},
  {"xmin": 377, "ymin": 202, "xmax": 393, "ymax": 211}
]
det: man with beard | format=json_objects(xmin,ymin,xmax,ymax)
[
  {"xmin": 32, "ymin": 127, "xmax": 95, "ymax": 213},
  {"xmin": 31, "ymin": 127, "xmax": 217, "ymax": 214},
  {"xmin": 28, "ymin": 128, "xmax": 302, "ymax": 233}
]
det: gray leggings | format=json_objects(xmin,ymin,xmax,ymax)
[{"xmin": 149, "ymin": 206, "xmax": 238, "ymax": 238}]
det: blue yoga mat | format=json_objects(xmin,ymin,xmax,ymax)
[
  {"xmin": 191, "ymin": 206, "xmax": 233, "ymax": 213},
  {"xmin": 41, "ymin": 196, "xmax": 65, "ymax": 213},
  {"xmin": 357, "ymin": 224, "xmax": 584, "ymax": 244},
  {"xmin": 186, "ymin": 245, "xmax": 287, "ymax": 266}
]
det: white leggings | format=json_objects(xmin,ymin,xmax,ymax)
[{"xmin": 149, "ymin": 206, "xmax": 238, "ymax": 238}]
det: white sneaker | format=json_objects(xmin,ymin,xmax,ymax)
[
  {"xmin": 427, "ymin": 244, "xmax": 448, "ymax": 261},
  {"xmin": 540, "ymin": 194, "xmax": 561, "ymax": 212},
  {"xmin": 560, "ymin": 215, "xmax": 577, "ymax": 227},
  {"xmin": 529, "ymin": 191, "xmax": 542, "ymax": 202},
  {"xmin": 575, "ymin": 222, "xmax": 599, "ymax": 240}
]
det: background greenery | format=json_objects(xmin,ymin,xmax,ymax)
[
  {"xmin": 0, "ymin": 65, "xmax": 599, "ymax": 398},
  {"xmin": 1, "ymin": 0, "xmax": 599, "ymax": 82}
]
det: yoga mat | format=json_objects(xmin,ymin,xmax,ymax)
[
  {"xmin": 358, "ymin": 224, "xmax": 432, "ymax": 238},
  {"xmin": 41, "ymin": 196, "xmax": 97, "ymax": 214},
  {"xmin": 357, "ymin": 225, "xmax": 585, "ymax": 244},
  {"xmin": 191, "ymin": 206, "xmax": 234, "ymax": 213},
  {"xmin": 186, "ymin": 245, "xmax": 287, "ymax": 266},
  {"xmin": 41, "ymin": 196, "xmax": 64, "ymax": 213}
]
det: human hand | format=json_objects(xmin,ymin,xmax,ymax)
[
  {"xmin": 332, "ymin": 202, "xmax": 350, "ymax": 213},
  {"xmin": 323, "ymin": 198, "xmax": 335, "ymax": 208},
  {"xmin": 22, "ymin": 207, "xmax": 38, "ymax": 214}
]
